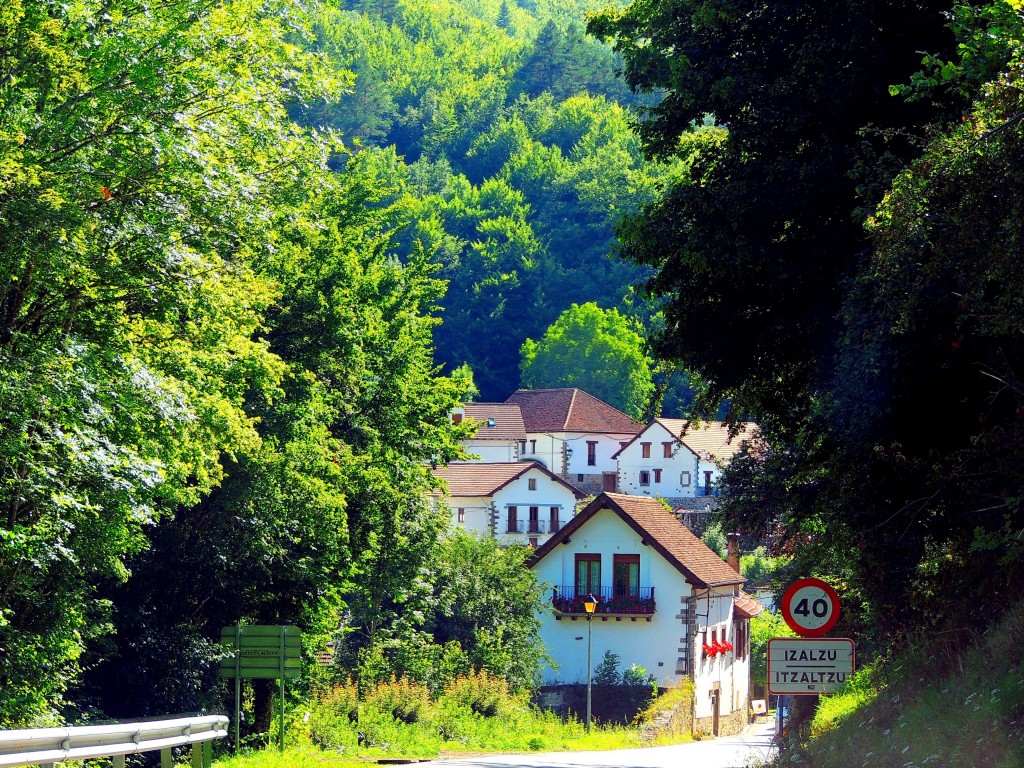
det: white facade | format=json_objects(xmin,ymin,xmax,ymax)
[
  {"xmin": 615, "ymin": 420, "xmax": 746, "ymax": 500},
  {"xmin": 520, "ymin": 431, "xmax": 634, "ymax": 490},
  {"xmin": 530, "ymin": 497, "xmax": 755, "ymax": 727},
  {"xmin": 440, "ymin": 495, "xmax": 493, "ymax": 537},
  {"xmin": 531, "ymin": 507, "xmax": 695, "ymax": 687},
  {"xmin": 463, "ymin": 441, "xmax": 519, "ymax": 463},
  {"xmin": 434, "ymin": 463, "xmax": 582, "ymax": 546},
  {"xmin": 492, "ymin": 467, "xmax": 581, "ymax": 545},
  {"xmin": 615, "ymin": 421, "xmax": 705, "ymax": 498}
]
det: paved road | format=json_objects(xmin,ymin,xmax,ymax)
[{"xmin": 422, "ymin": 721, "xmax": 777, "ymax": 768}]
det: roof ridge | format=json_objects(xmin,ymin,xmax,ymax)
[{"xmin": 564, "ymin": 388, "xmax": 580, "ymax": 430}]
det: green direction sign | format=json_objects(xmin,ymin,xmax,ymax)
[{"xmin": 220, "ymin": 625, "xmax": 301, "ymax": 680}]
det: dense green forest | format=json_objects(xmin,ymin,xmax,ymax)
[
  {"xmin": 591, "ymin": 0, "xmax": 1024, "ymax": 653},
  {"xmin": 5, "ymin": 0, "xmax": 1024, "ymax": 746},
  {"xmin": 0, "ymin": 0, "xmax": 686, "ymax": 729}
]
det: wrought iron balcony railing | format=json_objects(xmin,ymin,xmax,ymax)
[{"xmin": 550, "ymin": 586, "xmax": 656, "ymax": 615}]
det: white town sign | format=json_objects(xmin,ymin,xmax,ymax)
[{"xmin": 767, "ymin": 637, "xmax": 855, "ymax": 695}]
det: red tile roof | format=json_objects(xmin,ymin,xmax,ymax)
[
  {"xmin": 505, "ymin": 389, "xmax": 642, "ymax": 435},
  {"xmin": 432, "ymin": 462, "xmax": 584, "ymax": 498},
  {"xmin": 462, "ymin": 403, "xmax": 527, "ymax": 441},
  {"xmin": 734, "ymin": 591, "xmax": 766, "ymax": 619},
  {"xmin": 529, "ymin": 492, "xmax": 744, "ymax": 588}
]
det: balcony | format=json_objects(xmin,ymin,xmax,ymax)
[
  {"xmin": 505, "ymin": 519, "xmax": 562, "ymax": 534},
  {"xmin": 550, "ymin": 586, "xmax": 656, "ymax": 618}
]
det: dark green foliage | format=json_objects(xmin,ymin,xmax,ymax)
[
  {"xmin": 423, "ymin": 531, "xmax": 546, "ymax": 690},
  {"xmin": 298, "ymin": 0, "xmax": 676, "ymax": 401},
  {"xmin": 595, "ymin": 0, "xmax": 1024, "ymax": 646},
  {"xmin": 590, "ymin": 0, "xmax": 953, "ymax": 427}
]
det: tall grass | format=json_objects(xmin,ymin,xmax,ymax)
[
  {"xmin": 776, "ymin": 603, "xmax": 1024, "ymax": 767},
  {"xmin": 304, "ymin": 670, "xmax": 644, "ymax": 759}
]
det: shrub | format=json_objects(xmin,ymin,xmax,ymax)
[
  {"xmin": 443, "ymin": 669, "xmax": 512, "ymax": 718},
  {"xmin": 308, "ymin": 680, "xmax": 359, "ymax": 751},
  {"xmin": 593, "ymin": 651, "xmax": 621, "ymax": 686},
  {"xmin": 365, "ymin": 676, "xmax": 431, "ymax": 724}
]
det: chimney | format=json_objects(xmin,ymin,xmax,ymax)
[{"xmin": 726, "ymin": 532, "xmax": 741, "ymax": 574}]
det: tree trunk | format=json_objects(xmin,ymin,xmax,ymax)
[{"xmin": 253, "ymin": 680, "xmax": 274, "ymax": 739}]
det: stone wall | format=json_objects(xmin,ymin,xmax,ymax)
[
  {"xmin": 693, "ymin": 706, "xmax": 747, "ymax": 738},
  {"xmin": 534, "ymin": 684, "xmax": 653, "ymax": 726},
  {"xmin": 638, "ymin": 687, "xmax": 694, "ymax": 744}
]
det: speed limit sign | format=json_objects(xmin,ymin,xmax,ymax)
[{"xmin": 781, "ymin": 578, "xmax": 840, "ymax": 637}]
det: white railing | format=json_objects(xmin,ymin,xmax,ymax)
[{"xmin": 0, "ymin": 714, "xmax": 229, "ymax": 768}]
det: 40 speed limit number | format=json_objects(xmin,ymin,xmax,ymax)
[{"xmin": 781, "ymin": 578, "xmax": 840, "ymax": 637}]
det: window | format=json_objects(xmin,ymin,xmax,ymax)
[
  {"xmin": 528, "ymin": 477, "xmax": 537, "ymax": 491},
  {"xmin": 550, "ymin": 506, "xmax": 560, "ymax": 532},
  {"xmin": 457, "ymin": 507, "xmax": 465, "ymax": 523},
  {"xmin": 506, "ymin": 506, "xmax": 518, "ymax": 533},
  {"xmin": 528, "ymin": 506, "xmax": 540, "ymax": 533},
  {"xmin": 452, "ymin": 412, "xmax": 463, "ymax": 424},
  {"xmin": 519, "ymin": 440, "xmax": 527, "ymax": 454},
  {"xmin": 653, "ymin": 468, "xmax": 662, "ymax": 483},
  {"xmin": 587, "ymin": 440, "xmax": 598, "ymax": 466},
  {"xmin": 577, "ymin": 473, "xmax": 584, "ymax": 482},
  {"xmin": 575, "ymin": 554, "xmax": 601, "ymax": 596},
  {"xmin": 641, "ymin": 442, "xmax": 651, "ymax": 458},
  {"xmin": 530, "ymin": 439, "xmax": 536, "ymax": 453},
  {"xmin": 613, "ymin": 554, "xmax": 640, "ymax": 597},
  {"xmin": 704, "ymin": 470, "xmax": 714, "ymax": 496},
  {"xmin": 639, "ymin": 470, "xmax": 650, "ymax": 486},
  {"xmin": 680, "ymin": 471, "xmax": 691, "ymax": 487},
  {"xmin": 663, "ymin": 441, "xmax": 673, "ymax": 458}
]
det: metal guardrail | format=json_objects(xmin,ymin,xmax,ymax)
[{"xmin": 0, "ymin": 714, "xmax": 229, "ymax": 768}]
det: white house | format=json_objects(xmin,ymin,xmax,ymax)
[
  {"xmin": 505, "ymin": 388, "xmax": 641, "ymax": 494},
  {"xmin": 529, "ymin": 492, "xmax": 763, "ymax": 736},
  {"xmin": 451, "ymin": 402, "xmax": 527, "ymax": 463},
  {"xmin": 613, "ymin": 420, "xmax": 756, "ymax": 504},
  {"xmin": 432, "ymin": 462, "xmax": 585, "ymax": 546}
]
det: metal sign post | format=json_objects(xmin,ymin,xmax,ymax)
[
  {"xmin": 770, "ymin": 578, "xmax": 855, "ymax": 697},
  {"xmin": 220, "ymin": 626, "xmax": 301, "ymax": 753}
]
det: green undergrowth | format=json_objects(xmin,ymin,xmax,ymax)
[
  {"xmin": 294, "ymin": 670, "xmax": 646, "ymax": 760},
  {"xmin": 777, "ymin": 603, "xmax": 1024, "ymax": 767},
  {"xmin": 208, "ymin": 671, "xmax": 696, "ymax": 766}
]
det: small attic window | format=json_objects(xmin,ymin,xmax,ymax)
[
  {"xmin": 487, "ymin": 417, "xmax": 496, "ymax": 427},
  {"xmin": 452, "ymin": 412, "xmax": 463, "ymax": 424}
]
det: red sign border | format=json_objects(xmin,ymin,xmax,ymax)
[{"xmin": 781, "ymin": 577, "xmax": 841, "ymax": 637}]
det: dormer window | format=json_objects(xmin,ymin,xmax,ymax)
[{"xmin": 487, "ymin": 417, "xmax": 496, "ymax": 427}]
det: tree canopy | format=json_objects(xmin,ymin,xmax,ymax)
[
  {"xmin": 593, "ymin": 0, "xmax": 1024, "ymax": 639},
  {"xmin": 520, "ymin": 303, "xmax": 654, "ymax": 418}
]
